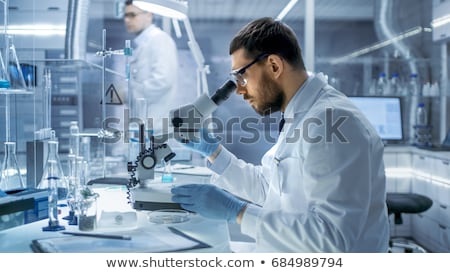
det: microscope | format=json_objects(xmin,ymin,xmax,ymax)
[{"xmin": 127, "ymin": 80, "xmax": 237, "ymax": 211}]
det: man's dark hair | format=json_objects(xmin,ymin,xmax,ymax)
[
  {"xmin": 229, "ymin": 17, "xmax": 305, "ymax": 70},
  {"xmin": 125, "ymin": 0, "xmax": 132, "ymax": 5}
]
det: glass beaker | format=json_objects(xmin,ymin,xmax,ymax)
[
  {"xmin": 37, "ymin": 138, "xmax": 69, "ymax": 202},
  {"xmin": 0, "ymin": 141, "xmax": 24, "ymax": 191},
  {"xmin": 161, "ymin": 159, "xmax": 174, "ymax": 183},
  {"xmin": 78, "ymin": 189, "xmax": 99, "ymax": 231}
]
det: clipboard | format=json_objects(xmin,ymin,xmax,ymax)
[{"xmin": 30, "ymin": 227, "xmax": 211, "ymax": 253}]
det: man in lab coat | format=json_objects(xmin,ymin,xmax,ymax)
[
  {"xmin": 124, "ymin": 0, "xmax": 178, "ymax": 134},
  {"xmin": 171, "ymin": 17, "xmax": 389, "ymax": 252}
]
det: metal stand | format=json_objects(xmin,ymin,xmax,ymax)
[{"xmin": 87, "ymin": 29, "xmax": 131, "ymax": 186}]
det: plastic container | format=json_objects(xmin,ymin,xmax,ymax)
[
  {"xmin": 375, "ymin": 72, "xmax": 388, "ymax": 95},
  {"xmin": 390, "ymin": 73, "xmax": 402, "ymax": 95},
  {"xmin": 408, "ymin": 73, "xmax": 420, "ymax": 96}
]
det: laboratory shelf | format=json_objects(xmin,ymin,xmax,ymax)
[{"xmin": 0, "ymin": 89, "xmax": 33, "ymax": 95}]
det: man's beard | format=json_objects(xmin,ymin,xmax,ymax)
[{"xmin": 251, "ymin": 74, "xmax": 284, "ymax": 116}]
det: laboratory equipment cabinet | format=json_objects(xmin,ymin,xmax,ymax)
[{"xmin": 384, "ymin": 146, "xmax": 450, "ymax": 252}]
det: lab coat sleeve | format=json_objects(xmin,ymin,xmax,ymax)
[
  {"xmin": 241, "ymin": 108, "xmax": 385, "ymax": 252},
  {"xmin": 208, "ymin": 146, "xmax": 270, "ymax": 206}
]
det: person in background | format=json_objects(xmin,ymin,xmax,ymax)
[
  {"xmin": 124, "ymin": 0, "xmax": 178, "ymax": 134},
  {"xmin": 171, "ymin": 17, "xmax": 389, "ymax": 252}
]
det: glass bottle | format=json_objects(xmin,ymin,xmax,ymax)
[
  {"xmin": 408, "ymin": 73, "xmax": 420, "ymax": 97},
  {"xmin": 37, "ymin": 134, "xmax": 69, "ymax": 202},
  {"xmin": 0, "ymin": 141, "xmax": 24, "ymax": 191},
  {"xmin": 390, "ymin": 73, "xmax": 401, "ymax": 95},
  {"xmin": 416, "ymin": 103, "xmax": 428, "ymax": 126}
]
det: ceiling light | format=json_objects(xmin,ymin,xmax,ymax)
[
  {"xmin": 133, "ymin": 0, "xmax": 187, "ymax": 20},
  {"xmin": 7, "ymin": 24, "xmax": 66, "ymax": 36},
  {"xmin": 276, "ymin": 0, "xmax": 298, "ymax": 21},
  {"xmin": 431, "ymin": 14, "xmax": 450, "ymax": 28}
]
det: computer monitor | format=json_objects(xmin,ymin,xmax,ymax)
[{"xmin": 349, "ymin": 96, "xmax": 403, "ymax": 142}]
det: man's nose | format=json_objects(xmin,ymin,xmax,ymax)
[{"xmin": 236, "ymin": 85, "xmax": 246, "ymax": 95}]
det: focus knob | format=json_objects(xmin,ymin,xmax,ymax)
[{"xmin": 141, "ymin": 154, "xmax": 156, "ymax": 169}]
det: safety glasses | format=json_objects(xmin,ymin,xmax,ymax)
[{"xmin": 230, "ymin": 53, "xmax": 269, "ymax": 87}]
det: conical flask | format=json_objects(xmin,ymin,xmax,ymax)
[
  {"xmin": 0, "ymin": 51, "xmax": 10, "ymax": 89},
  {"xmin": 0, "ymin": 141, "xmax": 24, "ymax": 191},
  {"xmin": 7, "ymin": 35, "xmax": 27, "ymax": 90},
  {"xmin": 37, "ymin": 137, "xmax": 69, "ymax": 201}
]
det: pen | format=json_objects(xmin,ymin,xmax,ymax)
[
  {"xmin": 174, "ymin": 165, "xmax": 195, "ymax": 170},
  {"xmin": 61, "ymin": 231, "xmax": 132, "ymax": 240}
]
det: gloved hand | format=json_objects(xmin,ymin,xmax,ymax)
[
  {"xmin": 179, "ymin": 128, "xmax": 220, "ymax": 157},
  {"xmin": 0, "ymin": 190, "xmax": 6, "ymax": 198},
  {"xmin": 171, "ymin": 184, "xmax": 247, "ymax": 222}
]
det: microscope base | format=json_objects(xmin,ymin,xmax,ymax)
[{"xmin": 129, "ymin": 183, "xmax": 181, "ymax": 211}]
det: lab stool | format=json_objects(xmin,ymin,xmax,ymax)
[{"xmin": 386, "ymin": 192, "xmax": 433, "ymax": 253}]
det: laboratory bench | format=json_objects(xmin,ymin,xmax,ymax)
[
  {"xmin": 0, "ymin": 184, "xmax": 232, "ymax": 253},
  {"xmin": 1, "ymin": 145, "xmax": 450, "ymax": 252},
  {"xmin": 0, "ymin": 207, "xmax": 232, "ymax": 253},
  {"xmin": 0, "ymin": 169, "xmax": 233, "ymax": 253}
]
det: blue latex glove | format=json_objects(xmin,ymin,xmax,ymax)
[
  {"xmin": 0, "ymin": 190, "xmax": 6, "ymax": 198},
  {"xmin": 171, "ymin": 184, "xmax": 247, "ymax": 222},
  {"xmin": 180, "ymin": 128, "xmax": 220, "ymax": 157}
]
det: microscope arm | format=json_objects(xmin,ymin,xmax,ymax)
[{"xmin": 127, "ymin": 80, "xmax": 236, "ymax": 187}]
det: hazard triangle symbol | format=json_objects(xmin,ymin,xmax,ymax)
[{"xmin": 100, "ymin": 84, "xmax": 123, "ymax": 105}]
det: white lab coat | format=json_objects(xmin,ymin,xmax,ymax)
[
  {"xmin": 130, "ymin": 24, "xmax": 178, "ymax": 133},
  {"xmin": 210, "ymin": 73, "xmax": 389, "ymax": 252}
]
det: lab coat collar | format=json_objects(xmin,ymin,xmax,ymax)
[
  {"xmin": 283, "ymin": 72, "xmax": 328, "ymax": 120},
  {"xmin": 134, "ymin": 24, "xmax": 156, "ymax": 46}
]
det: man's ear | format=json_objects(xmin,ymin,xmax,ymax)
[{"xmin": 267, "ymin": 54, "xmax": 283, "ymax": 79}]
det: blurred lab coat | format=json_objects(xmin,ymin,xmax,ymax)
[
  {"xmin": 129, "ymin": 24, "xmax": 178, "ymax": 134},
  {"xmin": 210, "ymin": 73, "xmax": 389, "ymax": 252}
]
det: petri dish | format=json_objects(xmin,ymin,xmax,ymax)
[{"xmin": 148, "ymin": 209, "xmax": 190, "ymax": 224}]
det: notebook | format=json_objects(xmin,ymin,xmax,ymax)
[{"xmin": 30, "ymin": 227, "xmax": 210, "ymax": 253}]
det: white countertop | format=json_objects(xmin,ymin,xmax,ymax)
[
  {"xmin": 0, "ymin": 178, "xmax": 231, "ymax": 253},
  {"xmin": 384, "ymin": 144, "xmax": 450, "ymax": 159}
]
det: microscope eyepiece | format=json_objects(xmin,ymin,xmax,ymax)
[{"xmin": 211, "ymin": 80, "xmax": 237, "ymax": 105}]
